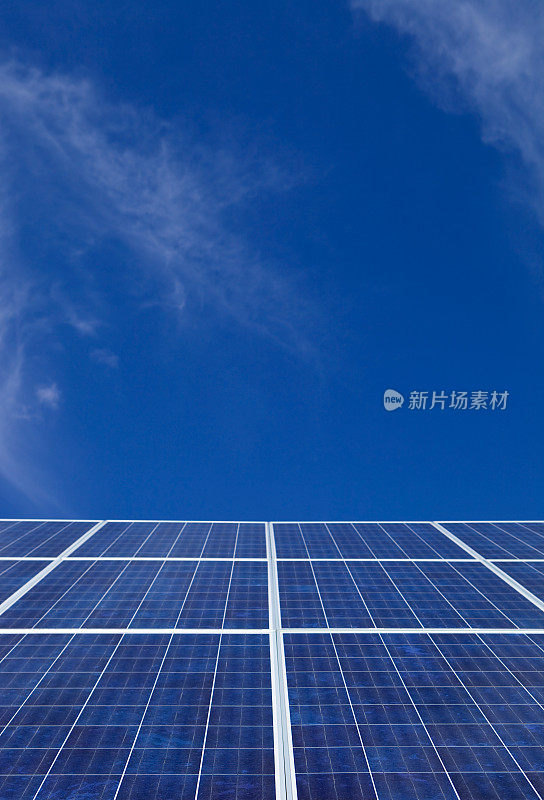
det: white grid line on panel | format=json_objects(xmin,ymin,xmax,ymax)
[
  {"xmin": 67, "ymin": 556, "xmax": 267, "ymax": 562},
  {"xmin": 0, "ymin": 555, "xmax": 479, "ymax": 563},
  {"xmin": 277, "ymin": 557, "xmax": 476, "ymax": 562},
  {"xmin": 4, "ymin": 626, "xmax": 544, "ymax": 635},
  {"xmin": 0, "ymin": 521, "xmax": 107, "ymax": 620},
  {"xmin": 267, "ymin": 522, "xmax": 298, "ymax": 800},
  {"xmin": 0, "ymin": 557, "xmax": 54, "ymax": 561},
  {"xmin": 432, "ymin": 522, "xmax": 544, "ymax": 617},
  {"xmin": 2, "ymin": 517, "xmax": 543, "ymax": 523},
  {"xmin": 276, "ymin": 520, "xmax": 544, "ymax": 524}
]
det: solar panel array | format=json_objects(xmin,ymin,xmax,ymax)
[{"xmin": 1, "ymin": 520, "xmax": 544, "ymax": 799}]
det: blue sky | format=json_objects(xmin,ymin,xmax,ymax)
[{"xmin": 0, "ymin": 0, "xmax": 543, "ymax": 520}]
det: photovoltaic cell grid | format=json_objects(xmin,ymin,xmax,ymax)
[
  {"xmin": 0, "ymin": 632, "xmax": 273, "ymax": 800},
  {"xmin": 1, "ymin": 520, "xmax": 544, "ymax": 800}
]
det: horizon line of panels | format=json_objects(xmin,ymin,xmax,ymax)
[
  {"xmin": 3, "ymin": 519, "xmax": 544, "ymax": 561},
  {"xmin": 0, "ymin": 521, "xmax": 268, "ymax": 559},
  {"xmin": 0, "ymin": 632, "xmax": 273, "ymax": 800},
  {"xmin": 438, "ymin": 522, "xmax": 544, "ymax": 559},
  {"xmin": 4, "ymin": 521, "xmax": 544, "ymax": 633}
]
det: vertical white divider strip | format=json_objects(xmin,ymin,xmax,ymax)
[
  {"xmin": 431, "ymin": 522, "xmax": 544, "ymax": 614},
  {"xmin": 267, "ymin": 522, "xmax": 297, "ymax": 800},
  {"xmin": 0, "ymin": 520, "xmax": 108, "ymax": 619}
]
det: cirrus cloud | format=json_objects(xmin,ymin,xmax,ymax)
[
  {"xmin": 352, "ymin": 0, "xmax": 544, "ymax": 219},
  {"xmin": 0, "ymin": 59, "xmax": 315, "ymax": 505}
]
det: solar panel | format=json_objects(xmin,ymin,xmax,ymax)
[{"xmin": 1, "ymin": 518, "xmax": 544, "ymax": 799}]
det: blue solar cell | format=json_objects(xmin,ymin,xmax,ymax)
[
  {"xmin": 277, "ymin": 561, "xmax": 327, "ymax": 628},
  {"xmin": 234, "ymin": 523, "xmax": 267, "ymax": 559},
  {"xmin": 0, "ymin": 521, "xmax": 96, "ymax": 558},
  {"xmin": 273, "ymin": 523, "xmax": 309, "ymax": 558},
  {"xmin": 440, "ymin": 522, "xmax": 544, "ymax": 559},
  {"xmin": 0, "ymin": 561, "xmax": 48, "ymax": 604},
  {"xmin": 74, "ymin": 521, "xmax": 176, "ymax": 558},
  {"xmin": 277, "ymin": 559, "xmax": 544, "ymax": 630},
  {"xmin": 285, "ymin": 632, "xmax": 544, "ymax": 800},
  {"xmin": 274, "ymin": 521, "xmax": 468, "ymax": 560},
  {"xmin": 0, "ymin": 633, "xmax": 273, "ymax": 800},
  {"xmin": 0, "ymin": 560, "xmax": 269, "ymax": 630},
  {"xmin": 73, "ymin": 521, "xmax": 266, "ymax": 560}
]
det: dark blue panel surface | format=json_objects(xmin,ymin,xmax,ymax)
[
  {"xmin": 440, "ymin": 522, "xmax": 544, "ymax": 559},
  {"xmin": 285, "ymin": 632, "xmax": 544, "ymax": 800},
  {"xmin": 498, "ymin": 562, "xmax": 544, "ymax": 606},
  {"xmin": 274, "ymin": 521, "xmax": 468, "ymax": 560},
  {"xmin": 235, "ymin": 523, "xmax": 267, "ymax": 559},
  {"xmin": 0, "ymin": 561, "xmax": 47, "ymax": 604},
  {"xmin": 0, "ymin": 633, "xmax": 273, "ymax": 800},
  {"xmin": 277, "ymin": 560, "xmax": 544, "ymax": 630},
  {"xmin": 278, "ymin": 561, "xmax": 327, "ymax": 628},
  {"xmin": 0, "ymin": 560, "xmax": 269, "ymax": 630},
  {"xmin": 273, "ymin": 523, "xmax": 309, "ymax": 558},
  {"xmin": 0, "ymin": 521, "xmax": 95, "ymax": 558},
  {"xmin": 75, "ymin": 521, "xmax": 179, "ymax": 558}
]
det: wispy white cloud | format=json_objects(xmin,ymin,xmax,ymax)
[
  {"xmin": 36, "ymin": 382, "xmax": 61, "ymax": 409},
  {"xmin": 0, "ymin": 61, "xmax": 312, "ymax": 344},
  {"xmin": 91, "ymin": 348, "xmax": 119, "ymax": 368},
  {"xmin": 0, "ymin": 59, "xmax": 315, "ymax": 505},
  {"xmin": 352, "ymin": 0, "xmax": 544, "ymax": 218}
]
